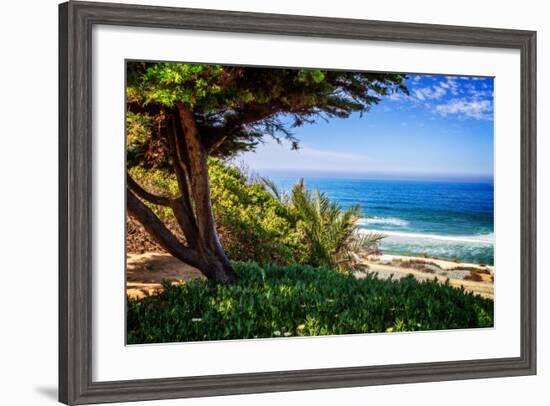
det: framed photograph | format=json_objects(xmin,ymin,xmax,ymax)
[{"xmin": 59, "ymin": 1, "xmax": 536, "ymax": 404}]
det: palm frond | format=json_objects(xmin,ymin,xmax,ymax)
[
  {"xmin": 289, "ymin": 180, "xmax": 385, "ymax": 272},
  {"xmin": 260, "ymin": 177, "xmax": 284, "ymax": 202}
]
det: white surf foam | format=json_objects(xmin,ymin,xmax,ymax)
[
  {"xmin": 357, "ymin": 217, "xmax": 409, "ymax": 227},
  {"xmin": 359, "ymin": 229, "xmax": 494, "ymax": 245}
]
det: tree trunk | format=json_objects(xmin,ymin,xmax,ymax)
[
  {"xmin": 176, "ymin": 103, "xmax": 237, "ymax": 282},
  {"xmin": 127, "ymin": 187, "xmax": 237, "ymax": 283},
  {"xmin": 127, "ymin": 105, "xmax": 237, "ymax": 284}
]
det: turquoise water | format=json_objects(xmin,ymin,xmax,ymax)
[{"xmin": 263, "ymin": 174, "xmax": 494, "ymax": 265}]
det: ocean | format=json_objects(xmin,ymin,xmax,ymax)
[{"xmin": 263, "ymin": 174, "xmax": 494, "ymax": 265}]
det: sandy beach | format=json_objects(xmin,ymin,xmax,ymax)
[
  {"xmin": 356, "ymin": 253, "xmax": 494, "ymax": 299},
  {"xmin": 127, "ymin": 251, "xmax": 494, "ymax": 300}
]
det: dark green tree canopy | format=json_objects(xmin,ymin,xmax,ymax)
[
  {"xmin": 125, "ymin": 62, "xmax": 407, "ymax": 283},
  {"xmin": 126, "ymin": 62, "xmax": 408, "ymax": 164}
]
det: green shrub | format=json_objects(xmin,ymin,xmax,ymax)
[
  {"xmin": 127, "ymin": 166, "xmax": 180, "ymax": 225},
  {"xmin": 207, "ymin": 159, "xmax": 303, "ymax": 264},
  {"xmin": 128, "ymin": 159, "xmax": 304, "ymax": 264},
  {"xmin": 127, "ymin": 262, "xmax": 494, "ymax": 344},
  {"xmin": 289, "ymin": 180, "xmax": 383, "ymax": 272},
  {"xmin": 128, "ymin": 159, "xmax": 385, "ymax": 269}
]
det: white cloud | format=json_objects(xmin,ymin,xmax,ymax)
[
  {"xmin": 235, "ymin": 138, "xmax": 369, "ymax": 172},
  {"xmin": 384, "ymin": 75, "xmax": 494, "ymax": 121},
  {"xmin": 410, "ymin": 76, "xmax": 462, "ymax": 102},
  {"xmin": 413, "ymin": 85, "xmax": 446, "ymax": 101},
  {"xmin": 435, "ymin": 99, "xmax": 493, "ymax": 120},
  {"xmin": 298, "ymin": 146, "xmax": 367, "ymax": 162},
  {"xmin": 440, "ymin": 76, "xmax": 460, "ymax": 95},
  {"xmin": 387, "ymin": 92, "xmax": 404, "ymax": 101},
  {"xmin": 467, "ymin": 86, "xmax": 493, "ymax": 99}
]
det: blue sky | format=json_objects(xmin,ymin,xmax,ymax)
[{"xmin": 235, "ymin": 74, "xmax": 494, "ymax": 181}]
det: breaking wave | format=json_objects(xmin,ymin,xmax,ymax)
[
  {"xmin": 359, "ymin": 229, "xmax": 494, "ymax": 245},
  {"xmin": 357, "ymin": 217, "xmax": 409, "ymax": 227}
]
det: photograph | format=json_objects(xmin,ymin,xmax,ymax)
[{"xmin": 125, "ymin": 62, "xmax": 495, "ymax": 344}]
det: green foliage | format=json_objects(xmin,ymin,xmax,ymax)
[
  {"xmin": 289, "ymin": 181, "xmax": 384, "ymax": 272},
  {"xmin": 207, "ymin": 159, "xmax": 303, "ymax": 264},
  {"xmin": 127, "ymin": 262, "xmax": 494, "ymax": 343},
  {"xmin": 262, "ymin": 178, "xmax": 384, "ymax": 271},
  {"xmin": 127, "ymin": 166, "xmax": 179, "ymax": 224},
  {"xmin": 126, "ymin": 62, "xmax": 408, "ymax": 159},
  {"xmin": 129, "ymin": 160, "xmax": 383, "ymax": 269},
  {"xmin": 134, "ymin": 63, "xmax": 227, "ymax": 110},
  {"xmin": 128, "ymin": 63, "xmax": 406, "ymax": 113},
  {"xmin": 128, "ymin": 159, "xmax": 304, "ymax": 264},
  {"xmin": 126, "ymin": 112, "xmax": 153, "ymax": 167}
]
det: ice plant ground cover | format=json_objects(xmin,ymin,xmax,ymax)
[{"xmin": 126, "ymin": 262, "xmax": 493, "ymax": 344}]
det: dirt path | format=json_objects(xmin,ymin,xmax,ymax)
[{"xmin": 126, "ymin": 252, "xmax": 204, "ymax": 299}]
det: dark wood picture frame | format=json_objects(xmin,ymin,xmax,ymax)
[{"xmin": 59, "ymin": 1, "xmax": 537, "ymax": 404}]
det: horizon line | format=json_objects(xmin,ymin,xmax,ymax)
[{"xmin": 245, "ymin": 167, "xmax": 494, "ymax": 183}]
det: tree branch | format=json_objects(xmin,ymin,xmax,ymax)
[
  {"xmin": 127, "ymin": 189, "xmax": 203, "ymax": 270},
  {"xmin": 127, "ymin": 173, "xmax": 170, "ymax": 206}
]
